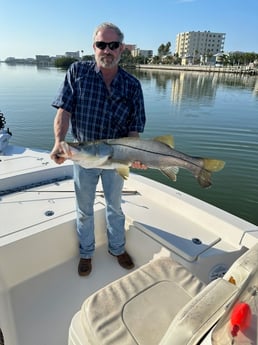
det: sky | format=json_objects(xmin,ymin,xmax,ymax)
[{"xmin": 1, "ymin": 0, "xmax": 258, "ymax": 60}]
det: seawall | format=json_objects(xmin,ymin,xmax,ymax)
[{"xmin": 136, "ymin": 64, "xmax": 257, "ymax": 76}]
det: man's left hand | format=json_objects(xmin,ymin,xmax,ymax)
[{"xmin": 131, "ymin": 161, "xmax": 147, "ymax": 170}]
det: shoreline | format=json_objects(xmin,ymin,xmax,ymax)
[{"xmin": 136, "ymin": 64, "xmax": 258, "ymax": 76}]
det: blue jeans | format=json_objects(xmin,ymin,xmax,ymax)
[{"xmin": 73, "ymin": 165, "xmax": 125, "ymax": 259}]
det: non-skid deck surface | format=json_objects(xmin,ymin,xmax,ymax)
[{"xmin": 10, "ymin": 245, "xmax": 136, "ymax": 345}]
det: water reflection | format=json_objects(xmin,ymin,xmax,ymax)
[
  {"xmin": 1, "ymin": 64, "xmax": 257, "ymax": 225},
  {"xmin": 133, "ymin": 68, "xmax": 258, "ymax": 94},
  {"xmin": 131, "ymin": 68, "xmax": 258, "ymax": 225}
]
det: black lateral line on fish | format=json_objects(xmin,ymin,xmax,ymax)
[{"xmin": 109, "ymin": 142, "xmax": 204, "ymax": 169}]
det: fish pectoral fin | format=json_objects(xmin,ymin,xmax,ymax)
[
  {"xmin": 153, "ymin": 135, "xmax": 175, "ymax": 148},
  {"xmin": 160, "ymin": 167, "xmax": 179, "ymax": 181},
  {"xmin": 203, "ymin": 159, "xmax": 225, "ymax": 172},
  {"xmin": 116, "ymin": 166, "xmax": 130, "ymax": 180}
]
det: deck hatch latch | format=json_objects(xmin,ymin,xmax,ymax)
[
  {"xmin": 45, "ymin": 210, "xmax": 55, "ymax": 217},
  {"xmin": 192, "ymin": 238, "xmax": 202, "ymax": 245}
]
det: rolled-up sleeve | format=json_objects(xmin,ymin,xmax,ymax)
[{"xmin": 52, "ymin": 65, "xmax": 75, "ymax": 113}]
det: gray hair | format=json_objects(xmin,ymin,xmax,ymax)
[{"xmin": 92, "ymin": 22, "xmax": 124, "ymax": 43}]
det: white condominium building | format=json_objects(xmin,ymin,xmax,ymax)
[{"xmin": 175, "ymin": 31, "xmax": 225, "ymax": 58}]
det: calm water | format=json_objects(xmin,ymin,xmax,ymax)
[{"xmin": 1, "ymin": 63, "xmax": 258, "ymax": 225}]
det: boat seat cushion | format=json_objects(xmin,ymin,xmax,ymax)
[
  {"xmin": 159, "ymin": 277, "xmax": 237, "ymax": 345},
  {"xmin": 72, "ymin": 257, "xmax": 206, "ymax": 345}
]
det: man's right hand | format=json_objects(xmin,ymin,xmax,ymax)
[
  {"xmin": 50, "ymin": 142, "xmax": 67, "ymax": 164},
  {"xmin": 50, "ymin": 108, "xmax": 71, "ymax": 164}
]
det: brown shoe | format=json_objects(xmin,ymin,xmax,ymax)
[
  {"xmin": 78, "ymin": 258, "xmax": 92, "ymax": 276},
  {"xmin": 109, "ymin": 251, "xmax": 135, "ymax": 270}
]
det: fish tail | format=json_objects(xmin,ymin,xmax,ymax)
[
  {"xmin": 197, "ymin": 169, "xmax": 212, "ymax": 188},
  {"xmin": 197, "ymin": 159, "xmax": 225, "ymax": 188},
  {"xmin": 203, "ymin": 159, "xmax": 225, "ymax": 172}
]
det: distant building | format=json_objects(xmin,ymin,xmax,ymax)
[
  {"xmin": 65, "ymin": 51, "xmax": 80, "ymax": 59},
  {"xmin": 175, "ymin": 31, "xmax": 225, "ymax": 63},
  {"xmin": 5, "ymin": 57, "xmax": 16, "ymax": 63},
  {"xmin": 25, "ymin": 58, "xmax": 36, "ymax": 64},
  {"xmin": 35, "ymin": 55, "xmax": 52, "ymax": 66},
  {"xmin": 131, "ymin": 49, "xmax": 153, "ymax": 58},
  {"xmin": 124, "ymin": 44, "xmax": 136, "ymax": 52},
  {"xmin": 5, "ymin": 57, "xmax": 36, "ymax": 64}
]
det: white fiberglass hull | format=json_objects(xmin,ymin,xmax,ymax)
[{"xmin": 0, "ymin": 145, "xmax": 257, "ymax": 345}]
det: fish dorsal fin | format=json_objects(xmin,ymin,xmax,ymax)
[
  {"xmin": 116, "ymin": 166, "xmax": 130, "ymax": 180},
  {"xmin": 153, "ymin": 135, "xmax": 174, "ymax": 148}
]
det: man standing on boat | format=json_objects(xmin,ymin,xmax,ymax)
[{"xmin": 50, "ymin": 22, "xmax": 146, "ymax": 276}]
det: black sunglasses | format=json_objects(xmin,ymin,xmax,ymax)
[{"xmin": 95, "ymin": 41, "xmax": 121, "ymax": 51}]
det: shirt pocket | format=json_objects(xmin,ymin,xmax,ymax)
[{"xmin": 109, "ymin": 96, "xmax": 134, "ymax": 136}]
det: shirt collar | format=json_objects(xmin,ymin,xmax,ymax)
[{"xmin": 94, "ymin": 63, "xmax": 101, "ymax": 73}]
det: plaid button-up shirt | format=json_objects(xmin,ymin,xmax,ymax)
[{"xmin": 52, "ymin": 61, "xmax": 146, "ymax": 141}]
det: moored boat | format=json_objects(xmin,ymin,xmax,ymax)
[{"xmin": 0, "ymin": 113, "xmax": 258, "ymax": 345}]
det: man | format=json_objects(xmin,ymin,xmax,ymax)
[{"xmin": 50, "ymin": 23, "xmax": 146, "ymax": 277}]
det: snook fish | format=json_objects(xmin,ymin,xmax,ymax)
[{"xmin": 60, "ymin": 135, "xmax": 225, "ymax": 188}]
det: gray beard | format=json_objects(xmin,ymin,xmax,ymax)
[{"xmin": 98, "ymin": 54, "xmax": 121, "ymax": 69}]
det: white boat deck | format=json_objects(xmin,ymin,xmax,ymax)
[
  {"xmin": 1, "ymin": 145, "xmax": 258, "ymax": 345},
  {"xmin": 8, "ymin": 246, "xmax": 135, "ymax": 345},
  {"xmin": 0, "ymin": 145, "xmax": 73, "ymax": 196}
]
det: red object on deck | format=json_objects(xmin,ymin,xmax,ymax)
[{"xmin": 230, "ymin": 302, "xmax": 252, "ymax": 337}]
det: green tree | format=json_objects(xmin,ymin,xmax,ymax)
[
  {"xmin": 134, "ymin": 55, "xmax": 146, "ymax": 64},
  {"xmin": 151, "ymin": 55, "xmax": 161, "ymax": 64},
  {"xmin": 82, "ymin": 55, "xmax": 94, "ymax": 61},
  {"xmin": 55, "ymin": 57, "xmax": 78, "ymax": 69},
  {"xmin": 158, "ymin": 42, "xmax": 171, "ymax": 58},
  {"xmin": 120, "ymin": 48, "xmax": 134, "ymax": 65},
  {"xmin": 172, "ymin": 53, "xmax": 181, "ymax": 65},
  {"xmin": 227, "ymin": 52, "xmax": 258, "ymax": 66}
]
